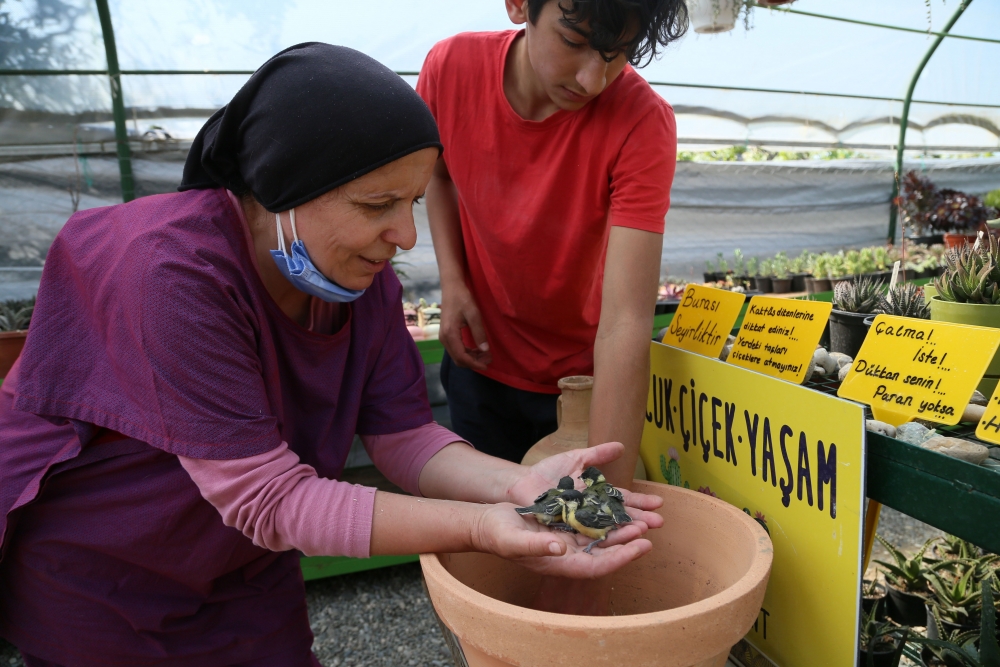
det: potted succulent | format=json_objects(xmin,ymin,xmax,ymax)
[
  {"xmin": 875, "ymin": 535, "xmax": 935, "ymax": 627},
  {"xmin": 731, "ymin": 249, "xmax": 751, "ymax": 289},
  {"xmin": 807, "ymin": 254, "xmax": 833, "ymax": 294},
  {"xmin": 923, "ymin": 556, "xmax": 996, "ymax": 639},
  {"xmin": 859, "ymin": 602, "xmax": 909, "ymax": 667},
  {"xmin": 790, "ymin": 252, "xmax": 810, "ymax": 292},
  {"xmin": 931, "ymin": 236, "xmax": 1000, "ymax": 394},
  {"xmin": 930, "ymin": 189, "xmax": 995, "ymax": 249},
  {"xmin": 896, "ymin": 171, "xmax": 945, "ymax": 246},
  {"xmin": 745, "ymin": 256, "xmax": 760, "ymax": 291},
  {"xmin": 873, "ymin": 283, "xmax": 931, "ymax": 322},
  {"xmin": 771, "ymin": 252, "xmax": 792, "ymax": 293},
  {"xmin": 913, "ymin": 583, "xmax": 1000, "ymax": 667},
  {"xmin": 830, "ymin": 275, "xmax": 884, "ymax": 357},
  {"xmin": 863, "ymin": 575, "xmax": 890, "ymax": 622},
  {"xmin": 756, "ymin": 258, "xmax": 774, "ymax": 293},
  {"xmin": 0, "ymin": 297, "xmax": 33, "ymax": 378}
]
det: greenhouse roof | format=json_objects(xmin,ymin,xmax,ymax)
[{"xmin": 1, "ymin": 0, "xmax": 998, "ymax": 152}]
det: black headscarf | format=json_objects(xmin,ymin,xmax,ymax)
[{"xmin": 179, "ymin": 42, "xmax": 441, "ymax": 212}]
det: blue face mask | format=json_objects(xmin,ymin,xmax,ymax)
[{"xmin": 269, "ymin": 208, "xmax": 366, "ymax": 303}]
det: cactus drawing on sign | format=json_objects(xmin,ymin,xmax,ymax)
[{"xmin": 660, "ymin": 448, "xmax": 683, "ymax": 487}]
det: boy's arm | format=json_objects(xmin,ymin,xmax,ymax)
[
  {"xmin": 425, "ymin": 156, "xmax": 492, "ymax": 370},
  {"xmin": 588, "ymin": 226, "xmax": 663, "ymax": 489}
]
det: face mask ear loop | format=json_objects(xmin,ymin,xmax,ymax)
[
  {"xmin": 275, "ymin": 212, "xmax": 288, "ymax": 255},
  {"xmin": 289, "ymin": 208, "xmax": 300, "ymax": 243}
]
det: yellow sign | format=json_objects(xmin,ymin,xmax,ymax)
[
  {"xmin": 838, "ymin": 315, "xmax": 1000, "ymax": 427},
  {"xmin": 642, "ymin": 343, "xmax": 865, "ymax": 667},
  {"xmin": 662, "ymin": 285, "xmax": 747, "ymax": 358},
  {"xmin": 728, "ymin": 297, "xmax": 833, "ymax": 384},
  {"xmin": 976, "ymin": 388, "xmax": 1000, "ymax": 444}
]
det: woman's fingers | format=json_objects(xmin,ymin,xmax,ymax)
[
  {"xmin": 569, "ymin": 441, "xmax": 625, "ymax": 469},
  {"xmin": 621, "ymin": 490, "xmax": 664, "ymax": 510},
  {"xmin": 520, "ymin": 539, "xmax": 653, "ymax": 579}
]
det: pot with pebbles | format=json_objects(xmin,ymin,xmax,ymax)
[
  {"xmin": 830, "ymin": 276, "xmax": 884, "ymax": 358},
  {"xmin": 421, "ymin": 480, "xmax": 773, "ymax": 667}
]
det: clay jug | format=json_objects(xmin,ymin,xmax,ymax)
[{"xmin": 521, "ymin": 375, "xmax": 646, "ymax": 479}]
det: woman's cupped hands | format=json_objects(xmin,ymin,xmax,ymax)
[{"xmin": 474, "ymin": 442, "xmax": 664, "ymax": 579}]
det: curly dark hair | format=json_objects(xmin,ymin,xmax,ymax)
[{"xmin": 527, "ymin": 0, "xmax": 689, "ymax": 67}]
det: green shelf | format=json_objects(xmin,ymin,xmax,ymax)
[
  {"xmin": 300, "ymin": 553, "xmax": 419, "ymax": 581},
  {"xmin": 867, "ymin": 432, "xmax": 1000, "ymax": 554}
]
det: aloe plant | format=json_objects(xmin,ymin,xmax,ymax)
[
  {"xmin": 833, "ymin": 275, "xmax": 885, "ymax": 314},
  {"xmin": 877, "ymin": 283, "xmax": 930, "ymax": 319},
  {"xmin": 859, "ymin": 598, "xmax": 909, "ymax": 666},
  {"xmin": 934, "ymin": 234, "xmax": 1000, "ymax": 304},
  {"xmin": 875, "ymin": 535, "xmax": 935, "ymax": 593},
  {"xmin": 911, "ymin": 583, "xmax": 1000, "ymax": 667},
  {"xmin": 0, "ymin": 297, "xmax": 34, "ymax": 332}
]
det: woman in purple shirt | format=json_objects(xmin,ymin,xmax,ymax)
[{"xmin": 0, "ymin": 43, "xmax": 662, "ymax": 666}]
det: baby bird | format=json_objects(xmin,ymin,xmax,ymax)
[
  {"xmin": 580, "ymin": 466, "xmax": 631, "ymax": 525},
  {"xmin": 556, "ymin": 490, "xmax": 617, "ymax": 554},
  {"xmin": 515, "ymin": 476, "xmax": 576, "ymax": 530}
]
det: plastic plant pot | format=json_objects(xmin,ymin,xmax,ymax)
[
  {"xmin": 811, "ymin": 278, "xmax": 832, "ymax": 294},
  {"xmin": 885, "ymin": 586, "xmax": 927, "ymax": 627},
  {"xmin": 828, "ymin": 309, "xmax": 872, "ymax": 358},
  {"xmin": 930, "ymin": 297, "xmax": 1000, "ymax": 395},
  {"xmin": 771, "ymin": 278, "xmax": 792, "ymax": 294},
  {"xmin": 790, "ymin": 273, "xmax": 809, "ymax": 292},
  {"xmin": 754, "ymin": 277, "xmax": 773, "ymax": 293},
  {"xmin": 421, "ymin": 480, "xmax": 773, "ymax": 667},
  {"xmin": 906, "ymin": 234, "xmax": 944, "ymax": 246}
]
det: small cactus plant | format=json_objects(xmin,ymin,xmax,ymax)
[
  {"xmin": 833, "ymin": 275, "xmax": 885, "ymax": 314},
  {"xmin": 877, "ymin": 283, "xmax": 930, "ymax": 319}
]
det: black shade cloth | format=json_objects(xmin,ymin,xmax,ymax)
[{"xmin": 180, "ymin": 42, "xmax": 442, "ymax": 212}]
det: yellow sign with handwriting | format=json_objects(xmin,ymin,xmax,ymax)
[
  {"xmin": 662, "ymin": 285, "xmax": 746, "ymax": 358},
  {"xmin": 642, "ymin": 343, "xmax": 865, "ymax": 667},
  {"xmin": 728, "ymin": 297, "xmax": 833, "ymax": 384},
  {"xmin": 976, "ymin": 388, "xmax": 1000, "ymax": 444},
  {"xmin": 838, "ymin": 315, "xmax": 1000, "ymax": 427}
]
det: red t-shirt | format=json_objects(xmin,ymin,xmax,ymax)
[{"xmin": 418, "ymin": 30, "xmax": 676, "ymax": 393}]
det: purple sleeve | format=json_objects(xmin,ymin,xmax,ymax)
[
  {"xmin": 178, "ymin": 442, "xmax": 377, "ymax": 558},
  {"xmin": 355, "ymin": 269, "xmax": 434, "ymax": 435},
  {"xmin": 361, "ymin": 422, "xmax": 469, "ymax": 496}
]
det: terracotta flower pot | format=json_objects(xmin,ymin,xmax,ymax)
[
  {"xmin": 521, "ymin": 376, "xmax": 646, "ymax": 479},
  {"xmin": 930, "ymin": 297, "xmax": 1000, "ymax": 395},
  {"xmin": 943, "ymin": 232, "xmax": 978, "ymax": 249},
  {"xmin": 421, "ymin": 480, "xmax": 773, "ymax": 667},
  {"xmin": 0, "ymin": 330, "xmax": 27, "ymax": 378}
]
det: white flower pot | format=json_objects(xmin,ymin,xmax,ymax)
[{"xmin": 688, "ymin": 0, "xmax": 741, "ymax": 34}]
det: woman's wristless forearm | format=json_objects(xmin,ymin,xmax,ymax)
[
  {"xmin": 369, "ymin": 491, "xmax": 486, "ymax": 556},
  {"xmin": 418, "ymin": 442, "xmax": 529, "ymax": 504}
]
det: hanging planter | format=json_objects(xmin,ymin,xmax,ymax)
[{"xmin": 687, "ymin": 0, "xmax": 742, "ymax": 34}]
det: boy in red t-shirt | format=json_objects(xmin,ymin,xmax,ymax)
[{"xmin": 418, "ymin": 0, "xmax": 685, "ymax": 488}]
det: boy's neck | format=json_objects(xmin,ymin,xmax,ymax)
[{"xmin": 503, "ymin": 32, "xmax": 562, "ymax": 122}]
